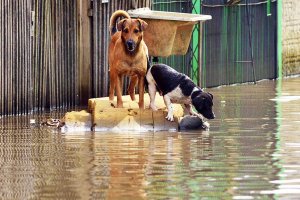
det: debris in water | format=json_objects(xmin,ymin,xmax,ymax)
[
  {"xmin": 179, "ymin": 115, "xmax": 210, "ymax": 130},
  {"xmin": 41, "ymin": 118, "xmax": 64, "ymax": 128}
]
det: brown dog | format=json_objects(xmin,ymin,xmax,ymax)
[{"xmin": 109, "ymin": 10, "xmax": 148, "ymax": 108}]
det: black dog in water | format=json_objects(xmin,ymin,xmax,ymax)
[{"xmin": 146, "ymin": 63, "xmax": 215, "ymax": 122}]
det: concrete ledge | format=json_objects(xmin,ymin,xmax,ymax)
[
  {"xmin": 63, "ymin": 110, "xmax": 92, "ymax": 131},
  {"xmin": 63, "ymin": 93, "xmax": 184, "ymax": 132}
]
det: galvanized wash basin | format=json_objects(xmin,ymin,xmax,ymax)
[{"xmin": 128, "ymin": 8, "xmax": 211, "ymax": 57}]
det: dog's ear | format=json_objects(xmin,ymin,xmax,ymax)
[
  {"xmin": 137, "ymin": 19, "xmax": 148, "ymax": 31},
  {"xmin": 117, "ymin": 19, "xmax": 127, "ymax": 31},
  {"xmin": 208, "ymin": 92, "xmax": 213, "ymax": 100},
  {"xmin": 192, "ymin": 96, "xmax": 203, "ymax": 112}
]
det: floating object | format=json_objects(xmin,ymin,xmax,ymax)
[
  {"xmin": 179, "ymin": 115, "xmax": 209, "ymax": 130},
  {"xmin": 41, "ymin": 118, "xmax": 64, "ymax": 128}
]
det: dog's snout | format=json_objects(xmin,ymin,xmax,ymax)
[
  {"xmin": 126, "ymin": 40, "xmax": 135, "ymax": 51},
  {"xmin": 126, "ymin": 40, "xmax": 133, "ymax": 47}
]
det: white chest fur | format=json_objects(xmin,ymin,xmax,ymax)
[{"xmin": 166, "ymin": 86, "xmax": 192, "ymax": 104}]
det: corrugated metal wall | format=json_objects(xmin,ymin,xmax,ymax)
[
  {"xmin": 201, "ymin": 0, "xmax": 277, "ymax": 87},
  {"xmin": 91, "ymin": 0, "xmax": 151, "ymax": 97},
  {"xmin": 0, "ymin": 0, "xmax": 32, "ymax": 115},
  {"xmin": 0, "ymin": 0, "xmax": 79, "ymax": 116},
  {"xmin": 32, "ymin": 0, "xmax": 79, "ymax": 111}
]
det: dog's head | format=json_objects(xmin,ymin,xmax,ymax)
[
  {"xmin": 117, "ymin": 18, "xmax": 148, "ymax": 54},
  {"xmin": 192, "ymin": 91, "xmax": 215, "ymax": 120}
]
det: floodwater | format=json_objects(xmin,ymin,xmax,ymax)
[{"xmin": 1, "ymin": 77, "xmax": 300, "ymax": 200}]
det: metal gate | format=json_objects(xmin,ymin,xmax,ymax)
[{"xmin": 200, "ymin": 0, "xmax": 277, "ymax": 87}]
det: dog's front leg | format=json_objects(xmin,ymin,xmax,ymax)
[
  {"xmin": 138, "ymin": 75, "xmax": 144, "ymax": 109},
  {"xmin": 148, "ymin": 82, "xmax": 157, "ymax": 111},
  {"xmin": 185, "ymin": 104, "xmax": 204, "ymax": 121},
  {"xmin": 163, "ymin": 95, "xmax": 174, "ymax": 121},
  {"xmin": 116, "ymin": 74, "xmax": 123, "ymax": 108},
  {"xmin": 128, "ymin": 75, "xmax": 138, "ymax": 101},
  {"xmin": 109, "ymin": 73, "xmax": 116, "ymax": 101}
]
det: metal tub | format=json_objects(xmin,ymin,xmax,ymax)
[{"xmin": 128, "ymin": 8, "xmax": 211, "ymax": 57}]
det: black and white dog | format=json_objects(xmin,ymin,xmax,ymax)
[{"xmin": 146, "ymin": 63, "xmax": 215, "ymax": 122}]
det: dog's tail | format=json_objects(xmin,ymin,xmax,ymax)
[{"xmin": 109, "ymin": 10, "xmax": 130, "ymax": 36}]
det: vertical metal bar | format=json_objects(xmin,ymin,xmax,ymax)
[
  {"xmin": 93, "ymin": 0, "xmax": 98, "ymax": 97},
  {"xmin": 56, "ymin": 0, "xmax": 60, "ymax": 108},
  {"xmin": 20, "ymin": 0, "xmax": 24, "ymax": 113},
  {"xmin": 277, "ymin": 0, "xmax": 282, "ymax": 79},
  {"xmin": 267, "ymin": 0, "xmax": 271, "ymax": 16},
  {"xmin": 14, "ymin": 0, "xmax": 18, "ymax": 114},
  {"xmin": 59, "ymin": 0, "xmax": 63, "ymax": 107},
  {"xmin": 0, "ymin": 0, "xmax": 3, "ymax": 114},
  {"xmin": 8, "ymin": 0, "xmax": 12, "ymax": 114},
  {"xmin": 246, "ymin": 0, "xmax": 256, "ymax": 84},
  {"xmin": 21, "ymin": 0, "xmax": 24, "ymax": 113},
  {"xmin": 28, "ymin": 0, "xmax": 32, "ymax": 114},
  {"xmin": 69, "ymin": 0, "xmax": 73, "ymax": 107},
  {"xmin": 74, "ymin": 0, "xmax": 79, "ymax": 105},
  {"xmin": 198, "ymin": 22, "xmax": 203, "ymax": 87}
]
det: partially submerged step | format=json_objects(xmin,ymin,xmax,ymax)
[
  {"xmin": 63, "ymin": 93, "xmax": 184, "ymax": 132},
  {"xmin": 63, "ymin": 110, "xmax": 92, "ymax": 131}
]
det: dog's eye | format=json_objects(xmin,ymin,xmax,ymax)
[
  {"xmin": 134, "ymin": 29, "xmax": 139, "ymax": 33},
  {"xmin": 123, "ymin": 28, "xmax": 129, "ymax": 33}
]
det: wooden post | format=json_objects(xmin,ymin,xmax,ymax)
[{"xmin": 77, "ymin": 0, "xmax": 91, "ymax": 105}]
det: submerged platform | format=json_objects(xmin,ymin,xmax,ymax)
[{"xmin": 62, "ymin": 93, "xmax": 184, "ymax": 132}]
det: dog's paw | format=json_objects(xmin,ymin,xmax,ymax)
[
  {"xmin": 139, "ymin": 103, "xmax": 145, "ymax": 109},
  {"xmin": 116, "ymin": 103, "xmax": 123, "ymax": 108},
  {"xmin": 165, "ymin": 114, "xmax": 174, "ymax": 122},
  {"xmin": 109, "ymin": 95, "xmax": 114, "ymax": 101},
  {"xmin": 202, "ymin": 121, "xmax": 210, "ymax": 130},
  {"xmin": 150, "ymin": 104, "xmax": 158, "ymax": 111},
  {"xmin": 130, "ymin": 93, "xmax": 136, "ymax": 101}
]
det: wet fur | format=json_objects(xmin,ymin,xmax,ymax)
[{"xmin": 109, "ymin": 10, "xmax": 148, "ymax": 108}]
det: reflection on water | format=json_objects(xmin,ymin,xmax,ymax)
[{"xmin": 0, "ymin": 77, "xmax": 300, "ymax": 199}]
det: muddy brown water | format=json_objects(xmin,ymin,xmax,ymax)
[{"xmin": 1, "ymin": 77, "xmax": 300, "ymax": 199}]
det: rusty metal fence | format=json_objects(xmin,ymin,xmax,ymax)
[
  {"xmin": 0, "ymin": 0, "xmax": 151, "ymax": 115},
  {"xmin": 0, "ymin": 0, "xmax": 79, "ymax": 115},
  {"xmin": 32, "ymin": 0, "xmax": 79, "ymax": 111},
  {"xmin": 0, "ymin": 0, "xmax": 32, "ymax": 115}
]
